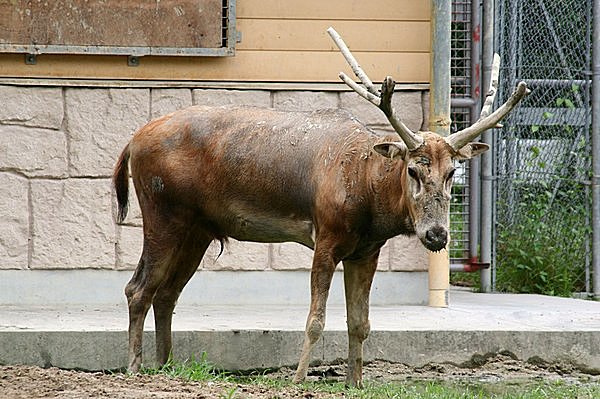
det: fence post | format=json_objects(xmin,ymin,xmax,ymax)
[
  {"xmin": 429, "ymin": 0, "xmax": 452, "ymax": 307},
  {"xmin": 479, "ymin": 0, "xmax": 495, "ymax": 293},
  {"xmin": 592, "ymin": 0, "xmax": 600, "ymax": 300}
]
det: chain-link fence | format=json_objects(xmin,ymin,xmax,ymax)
[
  {"xmin": 494, "ymin": 0, "xmax": 593, "ymax": 295},
  {"xmin": 449, "ymin": 0, "xmax": 475, "ymax": 266}
]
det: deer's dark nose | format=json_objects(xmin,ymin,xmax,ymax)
[{"xmin": 424, "ymin": 226, "xmax": 448, "ymax": 252}]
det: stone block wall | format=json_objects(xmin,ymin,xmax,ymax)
[{"xmin": 0, "ymin": 84, "xmax": 429, "ymax": 273}]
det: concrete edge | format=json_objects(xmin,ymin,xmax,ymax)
[{"xmin": 1, "ymin": 330, "xmax": 598, "ymax": 373}]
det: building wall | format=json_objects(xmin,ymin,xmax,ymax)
[
  {"xmin": 0, "ymin": 84, "xmax": 430, "ymax": 276},
  {"xmin": 0, "ymin": 0, "xmax": 430, "ymax": 83},
  {"xmin": 0, "ymin": 0, "xmax": 433, "ymax": 305}
]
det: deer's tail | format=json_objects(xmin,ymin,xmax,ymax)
[{"xmin": 113, "ymin": 143, "xmax": 131, "ymax": 224}]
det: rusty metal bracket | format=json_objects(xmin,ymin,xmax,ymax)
[
  {"xmin": 127, "ymin": 55, "xmax": 140, "ymax": 67},
  {"xmin": 450, "ymin": 257, "xmax": 490, "ymax": 273},
  {"xmin": 25, "ymin": 54, "xmax": 36, "ymax": 65},
  {"xmin": 466, "ymin": 256, "xmax": 490, "ymax": 271}
]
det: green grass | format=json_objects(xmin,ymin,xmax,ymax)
[
  {"xmin": 495, "ymin": 183, "xmax": 591, "ymax": 297},
  {"xmin": 141, "ymin": 353, "xmax": 233, "ymax": 382},
  {"xmin": 140, "ymin": 357, "xmax": 600, "ymax": 399}
]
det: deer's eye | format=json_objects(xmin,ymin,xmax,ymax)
[{"xmin": 408, "ymin": 166, "xmax": 419, "ymax": 180}]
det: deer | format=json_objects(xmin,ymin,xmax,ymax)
[{"xmin": 112, "ymin": 27, "xmax": 528, "ymax": 387}]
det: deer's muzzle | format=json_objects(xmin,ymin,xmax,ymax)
[{"xmin": 422, "ymin": 225, "xmax": 448, "ymax": 252}]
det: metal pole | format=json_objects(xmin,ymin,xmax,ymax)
[
  {"xmin": 429, "ymin": 0, "xmax": 452, "ymax": 307},
  {"xmin": 480, "ymin": 0, "xmax": 495, "ymax": 293},
  {"xmin": 592, "ymin": 0, "xmax": 600, "ymax": 300},
  {"xmin": 469, "ymin": 0, "xmax": 483, "ymax": 270}
]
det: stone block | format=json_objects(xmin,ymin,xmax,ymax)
[
  {"xmin": 0, "ymin": 125, "xmax": 67, "ymax": 177},
  {"xmin": 31, "ymin": 179, "xmax": 115, "ymax": 269},
  {"xmin": 0, "ymin": 173, "xmax": 29, "ymax": 269},
  {"xmin": 116, "ymin": 225, "xmax": 143, "ymax": 270},
  {"xmin": 192, "ymin": 89, "xmax": 271, "ymax": 108},
  {"xmin": 151, "ymin": 88, "xmax": 193, "ymax": 119},
  {"xmin": 272, "ymin": 91, "xmax": 338, "ymax": 111},
  {"xmin": 0, "ymin": 85, "xmax": 63, "ymax": 129},
  {"xmin": 389, "ymin": 235, "xmax": 429, "ymax": 271},
  {"xmin": 202, "ymin": 239, "xmax": 268, "ymax": 271},
  {"xmin": 340, "ymin": 90, "xmax": 423, "ymax": 131},
  {"xmin": 376, "ymin": 241, "xmax": 391, "ymax": 271},
  {"xmin": 270, "ymin": 243, "xmax": 313, "ymax": 270},
  {"xmin": 66, "ymin": 88, "xmax": 149, "ymax": 177}
]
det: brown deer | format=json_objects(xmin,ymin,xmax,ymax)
[{"xmin": 113, "ymin": 28, "xmax": 528, "ymax": 387}]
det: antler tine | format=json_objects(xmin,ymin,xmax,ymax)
[
  {"xmin": 446, "ymin": 53, "xmax": 530, "ymax": 150},
  {"xmin": 327, "ymin": 27, "xmax": 423, "ymax": 150},
  {"xmin": 480, "ymin": 53, "xmax": 501, "ymax": 119},
  {"xmin": 327, "ymin": 27, "xmax": 379, "ymax": 97}
]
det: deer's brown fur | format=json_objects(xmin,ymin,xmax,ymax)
[{"xmin": 114, "ymin": 105, "xmax": 488, "ymax": 387}]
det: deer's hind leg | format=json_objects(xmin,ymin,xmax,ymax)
[
  {"xmin": 124, "ymin": 206, "xmax": 208, "ymax": 373},
  {"xmin": 152, "ymin": 229, "xmax": 212, "ymax": 366}
]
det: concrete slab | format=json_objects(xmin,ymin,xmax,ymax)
[
  {"xmin": 0, "ymin": 269, "xmax": 429, "ymax": 306},
  {"xmin": 1, "ymin": 290, "xmax": 599, "ymax": 372}
]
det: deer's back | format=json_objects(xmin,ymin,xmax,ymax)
[{"xmin": 127, "ymin": 105, "xmax": 375, "ymax": 246}]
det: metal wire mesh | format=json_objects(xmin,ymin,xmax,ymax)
[
  {"xmin": 449, "ymin": 108, "xmax": 472, "ymax": 263},
  {"xmin": 450, "ymin": 1, "xmax": 474, "ymax": 264},
  {"xmin": 451, "ymin": 0, "xmax": 472, "ymax": 98},
  {"xmin": 222, "ymin": 0, "xmax": 229, "ymax": 47},
  {"xmin": 494, "ymin": 0, "xmax": 592, "ymax": 295}
]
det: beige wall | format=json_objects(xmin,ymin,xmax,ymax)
[
  {"xmin": 0, "ymin": 1, "xmax": 431, "ymax": 305},
  {"xmin": 0, "ymin": 85, "xmax": 429, "ymax": 273}
]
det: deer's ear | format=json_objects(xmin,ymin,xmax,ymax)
[
  {"xmin": 454, "ymin": 142, "xmax": 490, "ymax": 160},
  {"xmin": 373, "ymin": 142, "xmax": 408, "ymax": 160}
]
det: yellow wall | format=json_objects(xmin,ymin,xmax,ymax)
[{"xmin": 0, "ymin": 0, "xmax": 431, "ymax": 83}]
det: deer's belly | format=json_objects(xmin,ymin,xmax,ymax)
[{"xmin": 226, "ymin": 212, "xmax": 315, "ymax": 249}]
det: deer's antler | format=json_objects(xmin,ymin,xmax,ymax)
[
  {"xmin": 327, "ymin": 27, "xmax": 424, "ymax": 151},
  {"xmin": 446, "ymin": 53, "xmax": 530, "ymax": 151}
]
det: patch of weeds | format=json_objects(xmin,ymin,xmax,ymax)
[
  {"xmin": 351, "ymin": 380, "xmax": 600, "ymax": 399},
  {"xmin": 219, "ymin": 386, "xmax": 239, "ymax": 399},
  {"xmin": 477, "ymin": 379, "xmax": 600, "ymax": 399},
  {"xmin": 141, "ymin": 352, "xmax": 231, "ymax": 382},
  {"xmin": 141, "ymin": 357, "xmax": 600, "ymax": 399},
  {"xmin": 496, "ymin": 181, "xmax": 590, "ymax": 297}
]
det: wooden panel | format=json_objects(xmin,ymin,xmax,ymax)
[
  {"xmin": 238, "ymin": 0, "xmax": 430, "ymax": 21},
  {"xmin": 237, "ymin": 20, "xmax": 430, "ymax": 52},
  {"xmin": 0, "ymin": 51, "xmax": 430, "ymax": 83},
  {"xmin": 0, "ymin": 0, "xmax": 432, "ymax": 83},
  {"xmin": 0, "ymin": 0, "xmax": 222, "ymax": 49}
]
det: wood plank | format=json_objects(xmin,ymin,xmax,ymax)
[
  {"xmin": 0, "ymin": 77, "xmax": 430, "ymax": 91},
  {"xmin": 0, "ymin": 51, "xmax": 430, "ymax": 83},
  {"xmin": 238, "ymin": 0, "xmax": 430, "ymax": 21},
  {"xmin": 237, "ymin": 19, "xmax": 430, "ymax": 52},
  {"xmin": 0, "ymin": 0, "xmax": 222, "ymax": 49}
]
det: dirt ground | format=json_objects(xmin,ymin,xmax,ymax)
[{"xmin": 1, "ymin": 353, "xmax": 598, "ymax": 398}]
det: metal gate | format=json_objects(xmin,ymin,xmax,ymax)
[
  {"xmin": 493, "ymin": 0, "xmax": 593, "ymax": 295},
  {"xmin": 449, "ymin": 0, "xmax": 480, "ymax": 269}
]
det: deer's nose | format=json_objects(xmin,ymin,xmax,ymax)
[{"xmin": 424, "ymin": 226, "xmax": 448, "ymax": 252}]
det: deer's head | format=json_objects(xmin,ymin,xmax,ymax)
[{"xmin": 328, "ymin": 28, "xmax": 528, "ymax": 252}]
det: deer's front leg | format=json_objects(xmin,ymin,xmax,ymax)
[
  {"xmin": 342, "ymin": 251, "xmax": 379, "ymax": 388},
  {"xmin": 293, "ymin": 243, "xmax": 338, "ymax": 383}
]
